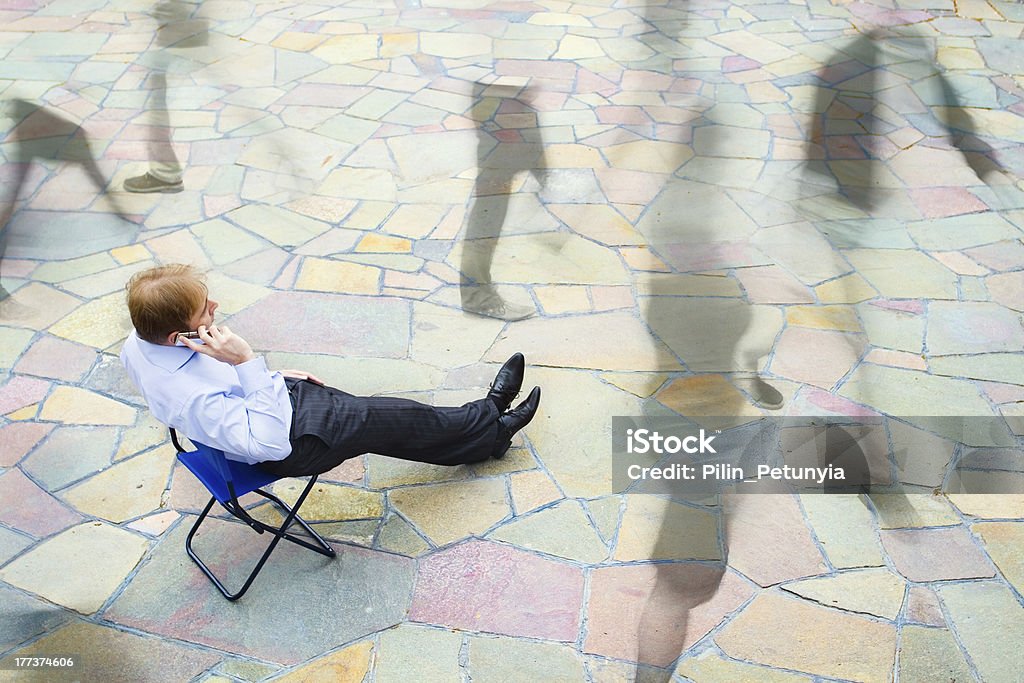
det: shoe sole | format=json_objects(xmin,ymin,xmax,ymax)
[{"xmin": 124, "ymin": 185, "xmax": 184, "ymax": 194}]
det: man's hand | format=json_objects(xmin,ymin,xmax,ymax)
[
  {"xmin": 180, "ymin": 325, "xmax": 256, "ymax": 366},
  {"xmin": 280, "ymin": 369, "xmax": 325, "ymax": 385}
]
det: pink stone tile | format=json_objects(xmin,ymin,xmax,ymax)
[
  {"xmin": 594, "ymin": 168, "xmax": 665, "ymax": 206},
  {"xmin": 621, "ymin": 70, "xmax": 675, "ymax": 91},
  {"xmin": 591, "ymin": 286, "xmax": 633, "ymax": 311},
  {"xmin": 909, "ymin": 187, "xmax": 988, "ymax": 219},
  {"xmin": 735, "ymin": 266, "xmax": 815, "ymax": 304},
  {"xmin": 410, "ymin": 540, "xmax": 584, "ymax": 642},
  {"xmin": 986, "ymin": 271, "xmax": 1023, "ymax": 312},
  {"xmin": 277, "ymin": 84, "xmax": 370, "ymax": 107},
  {"xmin": 443, "ymin": 115, "xmax": 476, "ymax": 131},
  {"xmin": 825, "ymin": 135, "xmax": 866, "ymax": 160},
  {"xmin": 320, "ymin": 455, "xmax": 365, "ymax": 483},
  {"xmin": 855, "ymin": 134, "xmax": 900, "ymax": 160},
  {"xmin": 881, "ymin": 527, "xmax": 995, "ymax": 582},
  {"xmin": 661, "ymin": 241, "xmax": 767, "ymax": 272},
  {"xmin": 496, "ymin": 60, "xmax": 577, "ymax": 80},
  {"xmin": 493, "ymin": 129, "xmax": 521, "ymax": 143},
  {"xmin": 931, "ymin": 251, "xmax": 989, "ymax": 276},
  {"xmin": 14, "ymin": 336, "xmax": 97, "ymax": 381},
  {"xmin": 203, "ymin": 194, "xmax": 243, "ymax": 218},
  {"xmin": 723, "ymin": 495, "xmax": 829, "ymax": 587},
  {"xmin": 796, "ymin": 387, "xmax": 881, "ymax": 418},
  {"xmin": 722, "ymin": 55, "xmax": 760, "ymax": 73},
  {"xmin": 864, "ymin": 348, "xmax": 927, "ymax": 371},
  {"xmin": 584, "ymin": 565, "xmax": 753, "ymax": 667},
  {"xmin": 979, "ymin": 381, "xmax": 1024, "ymax": 405},
  {"xmin": 0, "ymin": 422, "xmax": 54, "ymax": 467},
  {"xmin": 871, "ymin": 299, "xmax": 924, "ymax": 315},
  {"xmin": 577, "ymin": 69, "xmax": 617, "ymax": 96},
  {"xmin": 1, "ymin": 259, "xmax": 38, "ymax": 278},
  {"xmin": 0, "ymin": 377, "xmax": 51, "ymax": 415},
  {"xmin": 0, "ymin": 468, "xmax": 82, "ymax": 537},
  {"xmin": 905, "ymin": 586, "xmax": 945, "ymax": 626},
  {"xmin": 771, "ymin": 327, "xmax": 864, "ymax": 390},
  {"xmin": 965, "ymin": 241, "xmax": 1024, "ymax": 271},
  {"xmin": 597, "ymin": 106, "xmax": 652, "ymax": 125}
]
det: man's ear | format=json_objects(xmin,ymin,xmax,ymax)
[{"xmin": 164, "ymin": 330, "xmax": 181, "ymax": 346}]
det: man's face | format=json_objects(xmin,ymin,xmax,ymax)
[{"xmin": 186, "ymin": 297, "xmax": 218, "ymax": 331}]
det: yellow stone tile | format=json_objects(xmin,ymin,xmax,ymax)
[
  {"xmin": 509, "ymin": 470, "xmax": 563, "ymax": 515},
  {"xmin": 275, "ymin": 641, "xmax": 374, "ymax": 683},
  {"xmin": 355, "ymin": 233, "xmax": 412, "ymax": 253},
  {"xmin": 61, "ymin": 446, "xmax": 175, "ymax": 523},
  {"xmin": 535, "ymin": 285, "xmax": 591, "ymax": 314},
  {"xmin": 786, "ymin": 305, "xmax": 862, "ymax": 332},
  {"xmin": 816, "ymin": 273, "xmax": 877, "ymax": 304},
  {"xmin": 295, "ymin": 258, "xmax": 381, "ymax": 295},
  {"xmin": 342, "ymin": 201, "xmax": 394, "ymax": 231},
  {"xmin": 656, "ymin": 375, "xmax": 761, "ymax": 428},
  {"xmin": 381, "ymin": 33, "xmax": 418, "ymax": 58},
  {"xmin": 39, "ymin": 387, "xmax": 135, "ymax": 425},
  {"xmin": 604, "ymin": 140, "xmax": 693, "ymax": 173},
  {"xmin": 6, "ymin": 404, "xmax": 38, "ymax": 420},
  {"xmin": 599, "ymin": 372, "xmax": 667, "ymax": 398},
  {"xmin": 382, "ymin": 204, "xmax": 449, "ymax": 239},
  {"xmin": 110, "ymin": 244, "xmax": 150, "ymax": 265},
  {"xmin": 544, "ymin": 144, "xmax": 606, "ymax": 169},
  {"xmin": 937, "ymin": 47, "xmax": 986, "ymax": 70},
  {"xmin": 549, "ymin": 204, "xmax": 643, "ymax": 246},
  {"xmin": 621, "ymin": 247, "xmax": 670, "ymax": 272},
  {"xmin": 271, "ymin": 31, "xmax": 328, "ymax": 52},
  {"xmin": 49, "ymin": 292, "xmax": 135, "ymax": 349}
]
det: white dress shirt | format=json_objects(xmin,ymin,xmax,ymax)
[{"xmin": 120, "ymin": 332, "xmax": 293, "ymax": 464}]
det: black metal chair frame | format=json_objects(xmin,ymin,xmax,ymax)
[{"xmin": 170, "ymin": 429, "xmax": 336, "ymax": 600}]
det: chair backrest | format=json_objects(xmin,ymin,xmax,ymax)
[{"xmin": 171, "ymin": 429, "xmax": 278, "ymax": 504}]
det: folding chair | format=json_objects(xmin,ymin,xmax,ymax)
[{"xmin": 169, "ymin": 429, "xmax": 336, "ymax": 600}]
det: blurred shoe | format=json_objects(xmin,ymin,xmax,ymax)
[
  {"xmin": 487, "ymin": 353, "xmax": 524, "ymax": 412},
  {"xmin": 124, "ymin": 172, "xmax": 183, "ymax": 193},
  {"xmin": 462, "ymin": 288, "xmax": 534, "ymax": 321},
  {"xmin": 750, "ymin": 378, "xmax": 784, "ymax": 410}
]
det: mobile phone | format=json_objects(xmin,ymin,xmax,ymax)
[{"xmin": 176, "ymin": 330, "xmax": 201, "ymax": 341}]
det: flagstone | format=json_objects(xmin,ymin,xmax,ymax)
[
  {"xmin": 0, "ymin": 327, "xmax": 33, "ymax": 370},
  {"xmin": 928, "ymin": 301, "xmax": 1024, "ymax": 355},
  {"xmin": 933, "ymin": 356, "xmax": 1024, "ymax": 387},
  {"xmin": 653, "ymin": 291, "xmax": 773, "ymax": 366},
  {"xmin": 22, "ymin": 425, "xmax": 117, "ymax": 491},
  {"xmin": 38, "ymin": 385, "xmax": 134, "ymax": 425},
  {"xmin": 881, "ymin": 526, "xmax": 995, "ymax": 582},
  {"xmin": 598, "ymin": 372, "xmax": 665, "ymax": 399},
  {"xmin": 410, "ymin": 539, "xmax": 583, "ymax": 641},
  {"xmin": 0, "ymin": 376, "xmax": 49, "ymax": 417},
  {"xmin": 584, "ymin": 495, "xmax": 622, "ymax": 542},
  {"xmin": 637, "ymin": 273, "xmax": 741, "ymax": 297},
  {"xmin": 274, "ymin": 641, "xmax": 373, "ymax": 683},
  {"xmin": 226, "ymin": 204, "xmax": 330, "ymax": 248},
  {"xmin": 786, "ymin": 305, "xmax": 860, "ymax": 332},
  {"xmin": 468, "ymin": 635, "xmax": 586, "ymax": 683},
  {"xmin": 872, "ymin": 489, "xmax": 961, "ymax": 526},
  {"xmin": 48, "ymin": 292, "xmax": 133, "ymax": 349},
  {"xmin": 486, "ymin": 311, "xmax": 679, "ymax": 372},
  {"xmin": 815, "ymin": 272, "xmax": 878, "ymax": 303},
  {"xmin": 0, "ymin": 282, "xmax": 82, "ymax": 332},
  {"xmin": 843, "ymin": 249, "xmax": 957, "ymax": 299},
  {"xmin": 12, "ymin": 335, "xmax": 96, "ymax": 382},
  {"xmin": 126, "ymin": 510, "xmax": 179, "ymax": 537},
  {"xmin": 0, "ymin": 523, "xmax": 33, "ymax": 567},
  {"xmin": 0, "ymin": 468, "xmax": 82, "ymax": 538},
  {"xmin": 974, "ymin": 522, "xmax": 1024, "ymax": 593},
  {"xmin": 509, "ymin": 469, "xmax": 563, "ymax": 515},
  {"xmin": 228, "ymin": 291, "xmax": 409, "ymax": 357},
  {"xmin": 0, "ymin": 421, "xmax": 54, "ymax": 467},
  {"xmin": 548, "ymin": 204, "xmax": 644, "ymax": 246},
  {"xmin": 295, "ymin": 257, "xmax": 381, "ymax": 295},
  {"xmin": 938, "ymin": 581, "xmax": 1024, "ymax": 682},
  {"xmin": 191, "ymin": 218, "xmax": 266, "ymax": 266},
  {"xmin": 0, "ymin": 582, "xmax": 72, "ymax": 654},
  {"xmin": 735, "ymin": 265, "xmax": 815, "ymax": 303},
  {"xmin": 389, "ymin": 479, "xmax": 508, "ymax": 546},
  {"xmin": 271, "ymin": 480, "xmax": 383, "ymax": 521},
  {"xmin": 897, "ymin": 625, "xmax": 973, "ymax": 682},
  {"xmin": 612, "ymin": 494, "xmax": 717, "ymax": 561},
  {"xmin": 771, "ymin": 327, "xmax": 864, "ymax": 390},
  {"xmin": 105, "ymin": 516, "xmax": 414, "ymax": 664},
  {"xmin": 377, "ymin": 513, "xmax": 431, "ymax": 556},
  {"xmin": 585, "ymin": 564, "xmax": 753, "ymax": 667},
  {"xmin": 986, "ymin": 270, "xmax": 1024, "ymax": 312},
  {"xmin": 0, "ymin": 521, "xmax": 147, "ymax": 614},
  {"xmin": 800, "ymin": 494, "xmax": 885, "ymax": 569},
  {"xmin": 857, "ymin": 304, "xmax": 925, "ymax": 353},
  {"xmin": 782, "ymin": 568, "xmax": 905, "ymax": 620},
  {"xmin": 725, "ymin": 494, "xmax": 828, "ymax": 586},
  {"xmin": 61, "ymin": 445, "xmax": 174, "ymax": 523},
  {"xmin": 0, "ymin": 621, "xmax": 219, "ymax": 682},
  {"xmin": 654, "ymin": 375, "xmax": 763, "ymax": 423},
  {"xmin": 717, "ymin": 591, "xmax": 896, "ymax": 682},
  {"xmin": 490, "ymin": 500, "xmax": 607, "ymax": 564},
  {"xmin": 675, "ymin": 650, "xmax": 813, "ymax": 683}
]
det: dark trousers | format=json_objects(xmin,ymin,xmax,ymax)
[{"xmin": 258, "ymin": 379, "xmax": 500, "ymax": 478}]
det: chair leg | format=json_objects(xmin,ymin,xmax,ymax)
[{"xmin": 184, "ymin": 477, "xmax": 336, "ymax": 601}]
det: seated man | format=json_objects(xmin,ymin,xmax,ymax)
[{"xmin": 120, "ymin": 264, "xmax": 541, "ymax": 477}]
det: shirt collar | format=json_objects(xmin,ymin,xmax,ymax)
[{"xmin": 136, "ymin": 334, "xmax": 195, "ymax": 373}]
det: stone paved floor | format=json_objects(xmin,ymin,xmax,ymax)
[{"xmin": 1, "ymin": 0, "xmax": 1023, "ymax": 681}]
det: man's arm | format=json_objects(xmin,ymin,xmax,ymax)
[{"xmin": 180, "ymin": 325, "xmax": 293, "ymax": 464}]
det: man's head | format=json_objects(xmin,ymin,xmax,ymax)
[{"xmin": 125, "ymin": 264, "xmax": 217, "ymax": 344}]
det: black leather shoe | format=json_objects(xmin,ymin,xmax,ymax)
[
  {"xmin": 493, "ymin": 386, "xmax": 541, "ymax": 459},
  {"xmin": 487, "ymin": 353, "xmax": 524, "ymax": 413}
]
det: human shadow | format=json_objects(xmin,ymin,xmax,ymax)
[{"xmin": 459, "ymin": 83, "xmax": 546, "ymax": 321}]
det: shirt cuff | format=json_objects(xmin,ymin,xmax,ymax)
[{"xmin": 234, "ymin": 356, "xmax": 275, "ymax": 395}]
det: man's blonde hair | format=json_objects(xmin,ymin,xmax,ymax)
[{"xmin": 125, "ymin": 264, "xmax": 207, "ymax": 343}]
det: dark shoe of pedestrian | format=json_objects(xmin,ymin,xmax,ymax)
[
  {"xmin": 493, "ymin": 386, "xmax": 541, "ymax": 459},
  {"xmin": 750, "ymin": 378, "xmax": 784, "ymax": 410},
  {"xmin": 487, "ymin": 352, "xmax": 524, "ymax": 412},
  {"xmin": 123, "ymin": 172, "xmax": 183, "ymax": 193}
]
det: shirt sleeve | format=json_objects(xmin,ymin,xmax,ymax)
[{"xmin": 183, "ymin": 357, "xmax": 293, "ymax": 464}]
